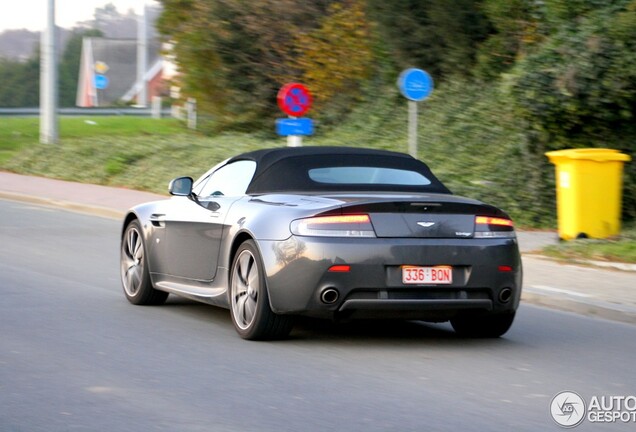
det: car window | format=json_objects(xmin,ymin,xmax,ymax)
[
  {"xmin": 199, "ymin": 160, "xmax": 256, "ymax": 198},
  {"xmin": 308, "ymin": 167, "xmax": 431, "ymax": 186},
  {"xmin": 245, "ymin": 153, "xmax": 451, "ymax": 195}
]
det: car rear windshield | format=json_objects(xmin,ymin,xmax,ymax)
[
  {"xmin": 246, "ymin": 154, "xmax": 451, "ymax": 195},
  {"xmin": 308, "ymin": 167, "xmax": 431, "ymax": 186}
]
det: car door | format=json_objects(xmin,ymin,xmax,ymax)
[{"xmin": 162, "ymin": 160, "xmax": 257, "ymax": 282}]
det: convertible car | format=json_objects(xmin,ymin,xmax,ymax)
[{"xmin": 120, "ymin": 147, "xmax": 522, "ymax": 340}]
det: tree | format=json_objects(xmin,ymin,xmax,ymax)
[
  {"xmin": 507, "ymin": 0, "xmax": 636, "ymax": 218},
  {"xmin": 0, "ymin": 52, "xmax": 39, "ymax": 107},
  {"xmin": 289, "ymin": 0, "xmax": 374, "ymax": 115},
  {"xmin": 158, "ymin": 0, "xmax": 333, "ymax": 131},
  {"xmin": 0, "ymin": 29, "xmax": 40, "ymax": 61},
  {"xmin": 475, "ymin": 0, "xmax": 546, "ymax": 79},
  {"xmin": 367, "ymin": 0, "xmax": 491, "ymax": 79},
  {"xmin": 509, "ymin": 1, "xmax": 636, "ymax": 147},
  {"xmin": 92, "ymin": 3, "xmax": 135, "ymax": 38}
]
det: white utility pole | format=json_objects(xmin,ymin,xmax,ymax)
[
  {"xmin": 407, "ymin": 101, "xmax": 417, "ymax": 158},
  {"xmin": 136, "ymin": 4, "xmax": 148, "ymax": 107},
  {"xmin": 40, "ymin": 0, "xmax": 58, "ymax": 144}
]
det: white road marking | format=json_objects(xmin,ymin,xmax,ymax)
[{"xmin": 527, "ymin": 285, "xmax": 593, "ymax": 298}]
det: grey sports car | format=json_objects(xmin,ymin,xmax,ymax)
[{"xmin": 120, "ymin": 147, "xmax": 522, "ymax": 340}]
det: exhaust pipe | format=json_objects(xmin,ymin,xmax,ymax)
[
  {"xmin": 320, "ymin": 288, "xmax": 340, "ymax": 305},
  {"xmin": 499, "ymin": 287, "xmax": 512, "ymax": 303}
]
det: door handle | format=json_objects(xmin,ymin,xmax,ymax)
[{"xmin": 205, "ymin": 201, "xmax": 221, "ymax": 211}]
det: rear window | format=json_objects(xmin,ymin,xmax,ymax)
[
  {"xmin": 308, "ymin": 167, "xmax": 431, "ymax": 186},
  {"xmin": 246, "ymin": 154, "xmax": 451, "ymax": 195}
]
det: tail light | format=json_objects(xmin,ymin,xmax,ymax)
[
  {"xmin": 291, "ymin": 215, "xmax": 376, "ymax": 237},
  {"xmin": 474, "ymin": 215, "xmax": 516, "ymax": 239},
  {"xmin": 328, "ymin": 265, "xmax": 351, "ymax": 272}
]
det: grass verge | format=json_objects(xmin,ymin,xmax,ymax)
[
  {"xmin": 1, "ymin": 83, "xmax": 634, "ymax": 262},
  {"xmin": 542, "ymin": 225, "xmax": 636, "ymax": 264}
]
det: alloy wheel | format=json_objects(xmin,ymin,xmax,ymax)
[{"xmin": 231, "ymin": 249, "xmax": 260, "ymax": 330}]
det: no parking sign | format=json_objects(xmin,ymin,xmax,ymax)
[
  {"xmin": 276, "ymin": 83, "xmax": 314, "ymax": 146},
  {"xmin": 277, "ymin": 83, "xmax": 312, "ymax": 117}
]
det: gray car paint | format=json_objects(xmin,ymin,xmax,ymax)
[{"xmin": 124, "ymin": 190, "xmax": 521, "ymax": 321}]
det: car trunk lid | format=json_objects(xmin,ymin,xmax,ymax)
[
  {"xmin": 370, "ymin": 212, "xmax": 475, "ymax": 238},
  {"xmin": 318, "ymin": 196, "xmax": 511, "ymax": 239}
]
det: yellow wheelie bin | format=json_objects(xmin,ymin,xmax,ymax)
[{"xmin": 545, "ymin": 148, "xmax": 631, "ymax": 240}]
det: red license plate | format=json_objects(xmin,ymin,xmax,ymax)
[{"xmin": 402, "ymin": 266, "xmax": 453, "ymax": 285}]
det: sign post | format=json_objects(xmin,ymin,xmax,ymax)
[
  {"xmin": 277, "ymin": 83, "xmax": 313, "ymax": 147},
  {"xmin": 397, "ymin": 68, "xmax": 434, "ymax": 157},
  {"xmin": 288, "ymin": 132, "xmax": 302, "ymax": 148}
]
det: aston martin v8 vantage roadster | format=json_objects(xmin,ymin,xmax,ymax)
[{"xmin": 120, "ymin": 147, "xmax": 522, "ymax": 340}]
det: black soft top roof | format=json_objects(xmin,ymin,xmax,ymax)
[{"xmin": 228, "ymin": 146, "xmax": 451, "ymax": 195}]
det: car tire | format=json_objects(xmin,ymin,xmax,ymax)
[
  {"xmin": 120, "ymin": 220, "xmax": 169, "ymax": 305},
  {"xmin": 230, "ymin": 240, "xmax": 293, "ymax": 340},
  {"xmin": 450, "ymin": 312, "xmax": 515, "ymax": 338}
]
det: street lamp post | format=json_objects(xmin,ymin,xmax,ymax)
[
  {"xmin": 136, "ymin": 3, "xmax": 148, "ymax": 107},
  {"xmin": 40, "ymin": 0, "xmax": 59, "ymax": 144}
]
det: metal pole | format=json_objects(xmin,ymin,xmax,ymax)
[
  {"xmin": 136, "ymin": 3, "xmax": 148, "ymax": 107},
  {"xmin": 186, "ymin": 98, "xmax": 197, "ymax": 130},
  {"xmin": 40, "ymin": 0, "xmax": 58, "ymax": 144},
  {"xmin": 151, "ymin": 96, "xmax": 162, "ymax": 119},
  {"xmin": 408, "ymin": 100, "xmax": 417, "ymax": 157},
  {"xmin": 286, "ymin": 116, "xmax": 302, "ymax": 147},
  {"xmin": 287, "ymin": 135, "xmax": 302, "ymax": 147}
]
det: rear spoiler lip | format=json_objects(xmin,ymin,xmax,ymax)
[{"xmin": 315, "ymin": 199, "xmax": 510, "ymax": 220}]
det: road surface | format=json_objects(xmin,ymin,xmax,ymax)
[{"xmin": 1, "ymin": 200, "xmax": 635, "ymax": 431}]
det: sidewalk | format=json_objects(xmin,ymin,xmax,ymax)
[
  {"xmin": 0, "ymin": 171, "xmax": 164, "ymax": 219},
  {"xmin": 1, "ymin": 171, "xmax": 635, "ymax": 324}
]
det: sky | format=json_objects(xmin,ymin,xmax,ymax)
[{"xmin": 0, "ymin": 0, "xmax": 159, "ymax": 32}]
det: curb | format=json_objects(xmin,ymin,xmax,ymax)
[
  {"xmin": 576, "ymin": 259, "xmax": 636, "ymax": 273},
  {"xmin": 522, "ymin": 286, "xmax": 636, "ymax": 325},
  {"xmin": 0, "ymin": 191, "xmax": 124, "ymax": 220},
  {"xmin": 523, "ymin": 253, "xmax": 636, "ymax": 273}
]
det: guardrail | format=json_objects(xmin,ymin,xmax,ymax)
[{"xmin": 0, "ymin": 107, "xmax": 173, "ymax": 117}]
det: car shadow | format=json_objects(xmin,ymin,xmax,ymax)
[
  {"xmin": 287, "ymin": 317, "xmax": 520, "ymax": 348},
  {"xmin": 161, "ymin": 296, "xmax": 519, "ymax": 347},
  {"xmin": 161, "ymin": 296, "xmax": 236, "ymax": 329}
]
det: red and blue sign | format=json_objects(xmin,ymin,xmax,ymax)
[{"xmin": 277, "ymin": 83, "xmax": 312, "ymax": 117}]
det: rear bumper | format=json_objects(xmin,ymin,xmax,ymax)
[
  {"xmin": 258, "ymin": 236, "xmax": 522, "ymax": 320},
  {"xmin": 337, "ymin": 299, "xmax": 494, "ymax": 321},
  {"xmin": 340, "ymin": 299, "xmax": 493, "ymax": 311}
]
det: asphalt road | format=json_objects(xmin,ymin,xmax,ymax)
[{"xmin": 1, "ymin": 200, "xmax": 635, "ymax": 432}]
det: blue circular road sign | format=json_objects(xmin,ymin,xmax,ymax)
[
  {"xmin": 94, "ymin": 74, "xmax": 109, "ymax": 90},
  {"xmin": 398, "ymin": 68, "xmax": 434, "ymax": 102}
]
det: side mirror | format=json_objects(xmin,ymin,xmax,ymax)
[{"xmin": 169, "ymin": 176, "xmax": 193, "ymax": 196}]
